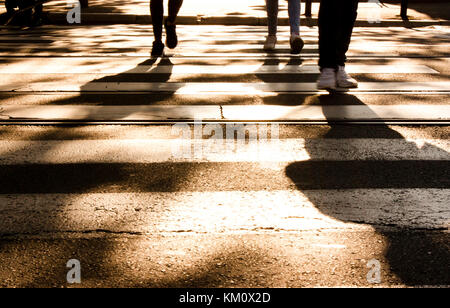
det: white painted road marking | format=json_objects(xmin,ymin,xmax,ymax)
[
  {"xmin": 0, "ymin": 62, "xmax": 438, "ymax": 74},
  {"xmin": 1, "ymin": 82, "xmax": 448, "ymax": 93},
  {"xmin": 0, "ymin": 190, "xmax": 448, "ymax": 233},
  {"xmin": 1, "ymin": 105, "xmax": 449, "ymax": 121}
]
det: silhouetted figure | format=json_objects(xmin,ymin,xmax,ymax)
[
  {"xmin": 150, "ymin": 0, "xmax": 184, "ymax": 57},
  {"xmin": 264, "ymin": 0, "xmax": 304, "ymax": 54},
  {"xmin": 401, "ymin": 0, "xmax": 409, "ymax": 20},
  {"xmin": 317, "ymin": 0, "xmax": 359, "ymax": 90}
]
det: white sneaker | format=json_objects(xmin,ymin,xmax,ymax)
[
  {"xmin": 317, "ymin": 68, "xmax": 337, "ymax": 90},
  {"xmin": 264, "ymin": 35, "xmax": 277, "ymax": 51},
  {"xmin": 336, "ymin": 66, "xmax": 358, "ymax": 88}
]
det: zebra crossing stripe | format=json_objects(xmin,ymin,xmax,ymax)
[
  {"xmin": 0, "ymin": 189, "xmax": 448, "ymax": 233},
  {"xmin": 221, "ymin": 105, "xmax": 450, "ymax": 121},
  {"xmin": 1, "ymin": 105, "xmax": 449, "ymax": 122},
  {"xmin": 0, "ymin": 63, "xmax": 438, "ymax": 74},
  {"xmin": 2, "ymin": 81, "xmax": 445, "ymax": 93}
]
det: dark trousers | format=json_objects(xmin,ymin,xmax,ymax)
[
  {"xmin": 318, "ymin": 0, "xmax": 359, "ymax": 69},
  {"xmin": 150, "ymin": 0, "xmax": 183, "ymax": 42}
]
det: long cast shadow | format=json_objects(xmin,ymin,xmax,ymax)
[
  {"xmin": 285, "ymin": 94, "xmax": 450, "ymax": 286},
  {"xmin": 54, "ymin": 57, "xmax": 179, "ymax": 107},
  {"xmin": 0, "ymin": 57, "xmax": 191, "ymax": 287}
]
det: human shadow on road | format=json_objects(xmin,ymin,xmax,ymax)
[
  {"xmin": 73, "ymin": 56, "xmax": 178, "ymax": 107},
  {"xmin": 36, "ymin": 56, "xmax": 191, "ymax": 120},
  {"xmin": 255, "ymin": 55, "xmax": 315, "ymax": 106},
  {"xmin": 285, "ymin": 93, "xmax": 450, "ymax": 286}
]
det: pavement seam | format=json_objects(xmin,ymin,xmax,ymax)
[{"xmin": 219, "ymin": 105, "xmax": 224, "ymax": 120}]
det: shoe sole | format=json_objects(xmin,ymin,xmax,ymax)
[
  {"xmin": 330, "ymin": 88, "xmax": 350, "ymax": 93},
  {"xmin": 317, "ymin": 83, "xmax": 336, "ymax": 90},
  {"xmin": 337, "ymin": 83, "xmax": 359, "ymax": 89},
  {"xmin": 263, "ymin": 43, "xmax": 276, "ymax": 52},
  {"xmin": 263, "ymin": 36, "xmax": 277, "ymax": 52}
]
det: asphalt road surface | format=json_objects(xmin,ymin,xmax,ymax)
[{"xmin": 0, "ymin": 25, "xmax": 448, "ymax": 287}]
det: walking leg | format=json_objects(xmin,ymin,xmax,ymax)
[
  {"xmin": 266, "ymin": 0, "xmax": 279, "ymax": 36},
  {"xmin": 150, "ymin": 0, "xmax": 164, "ymax": 42},
  {"xmin": 165, "ymin": 0, "xmax": 183, "ymax": 49},
  {"xmin": 167, "ymin": 0, "xmax": 183, "ymax": 24},
  {"xmin": 287, "ymin": 0, "xmax": 301, "ymax": 35},
  {"xmin": 334, "ymin": 0, "xmax": 359, "ymax": 88},
  {"xmin": 336, "ymin": 0, "xmax": 359, "ymax": 67},
  {"xmin": 288, "ymin": 0, "xmax": 303, "ymax": 54},
  {"xmin": 318, "ymin": 0, "xmax": 339, "ymax": 69},
  {"xmin": 401, "ymin": 0, "xmax": 409, "ymax": 20}
]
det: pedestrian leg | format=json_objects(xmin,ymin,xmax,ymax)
[
  {"xmin": 318, "ymin": 0, "xmax": 339, "ymax": 70},
  {"xmin": 288, "ymin": 0, "xmax": 304, "ymax": 54},
  {"xmin": 336, "ymin": 0, "xmax": 359, "ymax": 67},
  {"xmin": 287, "ymin": 0, "xmax": 300, "ymax": 35},
  {"xmin": 165, "ymin": 0, "xmax": 184, "ymax": 49},
  {"xmin": 335, "ymin": 0, "xmax": 359, "ymax": 88},
  {"xmin": 150, "ymin": 0, "xmax": 165, "ymax": 56},
  {"xmin": 167, "ymin": 0, "xmax": 183, "ymax": 24},
  {"xmin": 266, "ymin": 0, "xmax": 279, "ymax": 36},
  {"xmin": 150, "ymin": 0, "xmax": 164, "ymax": 43},
  {"xmin": 264, "ymin": 0, "xmax": 279, "ymax": 51}
]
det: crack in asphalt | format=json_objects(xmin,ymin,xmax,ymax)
[{"xmin": 219, "ymin": 105, "xmax": 225, "ymax": 120}]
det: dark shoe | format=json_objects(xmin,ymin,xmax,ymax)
[
  {"xmin": 164, "ymin": 19, "xmax": 178, "ymax": 49},
  {"xmin": 151, "ymin": 41, "xmax": 164, "ymax": 57},
  {"xmin": 290, "ymin": 34, "xmax": 304, "ymax": 54},
  {"xmin": 5, "ymin": 0, "xmax": 19, "ymax": 13}
]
